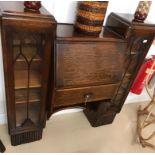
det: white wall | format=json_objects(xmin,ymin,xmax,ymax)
[
  {"xmin": 0, "ymin": 1, "xmax": 155, "ymax": 123},
  {"xmin": 0, "ymin": 28, "xmax": 7, "ymax": 124},
  {"xmin": 42, "ymin": 0, "xmax": 155, "ymax": 24}
]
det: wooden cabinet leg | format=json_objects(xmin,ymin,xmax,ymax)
[
  {"xmin": 83, "ymin": 101, "xmax": 117, "ymax": 127},
  {"xmin": 0, "ymin": 140, "xmax": 6, "ymax": 153}
]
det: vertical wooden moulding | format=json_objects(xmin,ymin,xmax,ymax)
[{"xmin": 0, "ymin": 1, "xmax": 57, "ymax": 146}]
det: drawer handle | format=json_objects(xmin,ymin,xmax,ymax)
[{"xmin": 84, "ymin": 93, "xmax": 93, "ymax": 106}]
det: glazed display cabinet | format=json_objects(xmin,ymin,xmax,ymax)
[{"xmin": 0, "ymin": 2, "xmax": 56, "ymax": 145}]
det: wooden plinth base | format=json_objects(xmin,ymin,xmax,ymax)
[
  {"xmin": 83, "ymin": 101, "xmax": 117, "ymax": 127},
  {"xmin": 84, "ymin": 108, "xmax": 116, "ymax": 127},
  {"xmin": 11, "ymin": 130, "xmax": 42, "ymax": 146}
]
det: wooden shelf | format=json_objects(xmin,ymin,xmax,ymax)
[
  {"xmin": 15, "ymin": 89, "xmax": 40, "ymax": 104},
  {"xmin": 15, "ymin": 70, "xmax": 41, "ymax": 89}
]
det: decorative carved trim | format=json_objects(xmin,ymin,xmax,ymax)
[{"xmin": 111, "ymin": 36, "xmax": 150, "ymax": 111}]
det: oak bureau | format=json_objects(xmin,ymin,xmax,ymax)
[{"xmin": 0, "ymin": 2, "xmax": 155, "ymax": 145}]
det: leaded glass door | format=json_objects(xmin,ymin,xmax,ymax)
[{"xmin": 13, "ymin": 32, "xmax": 44, "ymax": 128}]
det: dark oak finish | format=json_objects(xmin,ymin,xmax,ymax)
[
  {"xmin": 48, "ymin": 13, "xmax": 155, "ymax": 127},
  {"xmin": 106, "ymin": 13, "xmax": 155, "ymax": 112},
  {"xmin": 56, "ymin": 42, "xmax": 125, "ymax": 88},
  {"xmin": 84, "ymin": 13, "xmax": 155, "ymax": 126},
  {"xmin": 47, "ymin": 24, "xmax": 127, "ymax": 117},
  {"xmin": 55, "ymin": 84, "xmax": 119, "ymax": 107},
  {"xmin": 0, "ymin": 2, "xmax": 56, "ymax": 145},
  {"xmin": 1, "ymin": 2, "xmax": 155, "ymax": 146}
]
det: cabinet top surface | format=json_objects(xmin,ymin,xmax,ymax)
[
  {"xmin": 56, "ymin": 24, "xmax": 126, "ymax": 42},
  {"xmin": 0, "ymin": 1, "xmax": 53, "ymax": 19},
  {"xmin": 113, "ymin": 13, "xmax": 155, "ymax": 26}
]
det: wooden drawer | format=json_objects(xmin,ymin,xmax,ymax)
[
  {"xmin": 54, "ymin": 84, "xmax": 119, "ymax": 107},
  {"xmin": 56, "ymin": 42, "xmax": 126, "ymax": 89}
]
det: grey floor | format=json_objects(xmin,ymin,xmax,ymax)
[{"xmin": 0, "ymin": 102, "xmax": 155, "ymax": 153}]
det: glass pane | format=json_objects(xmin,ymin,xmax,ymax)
[{"xmin": 13, "ymin": 32, "xmax": 44, "ymax": 128}]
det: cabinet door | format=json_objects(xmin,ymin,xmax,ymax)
[
  {"xmin": 3, "ymin": 28, "xmax": 52, "ymax": 132},
  {"xmin": 56, "ymin": 42, "xmax": 126, "ymax": 89}
]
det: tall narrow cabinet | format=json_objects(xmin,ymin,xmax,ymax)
[{"xmin": 0, "ymin": 2, "xmax": 56, "ymax": 145}]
